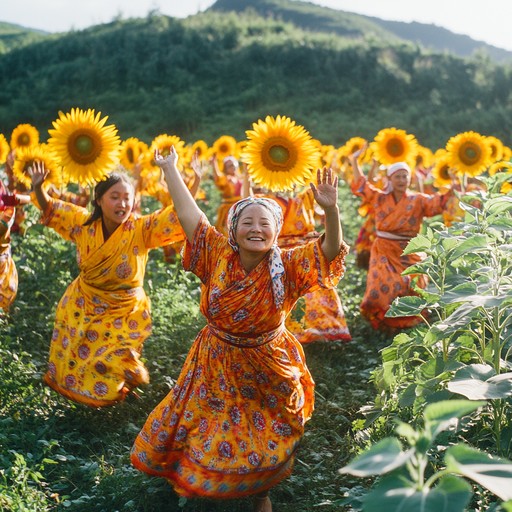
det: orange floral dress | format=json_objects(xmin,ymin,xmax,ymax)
[
  {"xmin": 351, "ymin": 176, "xmax": 449, "ymax": 330},
  {"xmin": 41, "ymin": 198, "xmax": 185, "ymax": 407},
  {"xmin": 130, "ymin": 216, "xmax": 349, "ymax": 498},
  {"xmin": 0, "ymin": 206, "xmax": 18, "ymax": 312},
  {"xmin": 274, "ymin": 190, "xmax": 351, "ymax": 343},
  {"xmin": 214, "ymin": 173, "xmax": 242, "ymax": 236}
]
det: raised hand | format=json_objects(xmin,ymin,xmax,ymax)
[
  {"xmin": 154, "ymin": 146, "xmax": 178, "ymax": 173},
  {"xmin": 28, "ymin": 160, "xmax": 49, "ymax": 188},
  {"xmin": 190, "ymin": 151, "xmax": 203, "ymax": 181},
  {"xmin": 310, "ymin": 167, "xmax": 338, "ymax": 210}
]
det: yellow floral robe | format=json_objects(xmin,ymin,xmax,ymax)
[
  {"xmin": 0, "ymin": 206, "xmax": 17, "ymax": 312},
  {"xmin": 42, "ymin": 198, "xmax": 185, "ymax": 407},
  {"xmin": 131, "ymin": 216, "xmax": 348, "ymax": 498},
  {"xmin": 273, "ymin": 190, "xmax": 351, "ymax": 343}
]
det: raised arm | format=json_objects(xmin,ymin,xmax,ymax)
[
  {"xmin": 347, "ymin": 142, "xmax": 369, "ymax": 183},
  {"xmin": 310, "ymin": 167, "xmax": 342, "ymax": 262},
  {"xmin": 188, "ymin": 151, "xmax": 203, "ymax": 199},
  {"xmin": 28, "ymin": 161, "xmax": 51, "ymax": 212},
  {"xmin": 155, "ymin": 146, "xmax": 203, "ymax": 242}
]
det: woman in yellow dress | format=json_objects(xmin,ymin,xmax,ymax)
[
  {"xmin": 29, "ymin": 162, "xmax": 185, "ymax": 407},
  {"xmin": 0, "ymin": 183, "xmax": 31, "ymax": 314},
  {"xmin": 130, "ymin": 146, "xmax": 348, "ymax": 512}
]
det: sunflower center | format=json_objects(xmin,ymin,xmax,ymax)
[
  {"xmin": 386, "ymin": 138, "xmax": 404, "ymax": 157},
  {"xmin": 459, "ymin": 143, "xmax": 481, "ymax": 165},
  {"xmin": 68, "ymin": 130, "xmax": 102, "ymax": 164},
  {"xmin": 18, "ymin": 133, "xmax": 31, "ymax": 146},
  {"xmin": 126, "ymin": 147, "xmax": 135, "ymax": 163},
  {"xmin": 440, "ymin": 165, "xmax": 450, "ymax": 180}
]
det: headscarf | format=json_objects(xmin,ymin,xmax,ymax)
[
  {"xmin": 385, "ymin": 162, "xmax": 412, "ymax": 192},
  {"xmin": 223, "ymin": 155, "xmax": 239, "ymax": 169},
  {"xmin": 227, "ymin": 196, "xmax": 285, "ymax": 308},
  {"xmin": 387, "ymin": 162, "xmax": 411, "ymax": 178}
]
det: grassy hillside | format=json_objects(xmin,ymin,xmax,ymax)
[
  {"xmin": 0, "ymin": 21, "xmax": 48, "ymax": 53},
  {"xmin": 0, "ymin": 4, "xmax": 511, "ymax": 150}
]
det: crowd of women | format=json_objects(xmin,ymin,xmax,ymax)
[{"xmin": 1, "ymin": 119, "xmax": 506, "ymax": 511}]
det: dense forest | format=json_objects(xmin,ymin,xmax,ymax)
[{"xmin": 0, "ymin": 0, "xmax": 511, "ymax": 150}]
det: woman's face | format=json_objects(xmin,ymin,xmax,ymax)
[
  {"xmin": 223, "ymin": 161, "xmax": 237, "ymax": 176},
  {"xmin": 235, "ymin": 204, "xmax": 277, "ymax": 255},
  {"xmin": 389, "ymin": 169, "xmax": 411, "ymax": 193},
  {"xmin": 97, "ymin": 181, "xmax": 134, "ymax": 228}
]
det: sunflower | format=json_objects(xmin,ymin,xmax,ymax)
[
  {"xmin": 242, "ymin": 115, "xmax": 320, "ymax": 192},
  {"xmin": 10, "ymin": 123, "xmax": 39, "ymax": 150},
  {"xmin": 488, "ymin": 160, "xmax": 512, "ymax": 176},
  {"xmin": 372, "ymin": 127, "xmax": 418, "ymax": 166},
  {"xmin": 47, "ymin": 108, "xmax": 121, "ymax": 187},
  {"xmin": 190, "ymin": 140, "xmax": 209, "ymax": 161},
  {"xmin": 149, "ymin": 134, "xmax": 187, "ymax": 165},
  {"xmin": 12, "ymin": 144, "xmax": 62, "ymax": 190},
  {"xmin": 120, "ymin": 137, "xmax": 148, "ymax": 171},
  {"xmin": 486, "ymin": 135, "xmax": 504, "ymax": 163},
  {"xmin": 0, "ymin": 134, "xmax": 9, "ymax": 164},
  {"xmin": 212, "ymin": 135, "xmax": 237, "ymax": 161},
  {"xmin": 431, "ymin": 152, "xmax": 454, "ymax": 189},
  {"xmin": 446, "ymin": 131, "xmax": 492, "ymax": 177},
  {"xmin": 415, "ymin": 145, "xmax": 434, "ymax": 169}
]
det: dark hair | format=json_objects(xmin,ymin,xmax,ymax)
[{"xmin": 83, "ymin": 172, "xmax": 134, "ymax": 226}]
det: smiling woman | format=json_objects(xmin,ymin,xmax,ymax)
[{"xmin": 129, "ymin": 146, "xmax": 348, "ymax": 511}]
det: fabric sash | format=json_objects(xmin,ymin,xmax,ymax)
[
  {"xmin": 376, "ymin": 230, "xmax": 411, "ymax": 241},
  {"xmin": 207, "ymin": 323, "xmax": 284, "ymax": 348}
]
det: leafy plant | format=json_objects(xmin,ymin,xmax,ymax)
[{"xmin": 339, "ymin": 400, "xmax": 512, "ymax": 512}]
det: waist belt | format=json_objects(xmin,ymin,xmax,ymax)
[
  {"xmin": 376, "ymin": 230, "xmax": 412, "ymax": 241},
  {"xmin": 207, "ymin": 323, "xmax": 284, "ymax": 348}
]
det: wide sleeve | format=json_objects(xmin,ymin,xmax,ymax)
[
  {"xmin": 40, "ymin": 197, "xmax": 90, "ymax": 243},
  {"xmin": 182, "ymin": 214, "xmax": 226, "ymax": 284},
  {"xmin": 283, "ymin": 237, "xmax": 350, "ymax": 299},
  {"xmin": 350, "ymin": 175, "xmax": 381, "ymax": 202},
  {"xmin": 140, "ymin": 205, "xmax": 186, "ymax": 249},
  {"xmin": 418, "ymin": 191, "xmax": 452, "ymax": 218}
]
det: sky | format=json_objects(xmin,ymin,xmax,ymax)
[{"xmin": 2, "ymin": 0, "xmax": 512, "ymax": 52}]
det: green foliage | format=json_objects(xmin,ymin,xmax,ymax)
[
  {"xmin": 340, "ymin": 400, "xmax": 512, "ymax": 511},
  {"xmin": 348, "ymin": 176, "xmax": 512, "ymax": 509},
  {"xmin": 1, "ymin": 4, "xmax": 512, "ymax": 149}
]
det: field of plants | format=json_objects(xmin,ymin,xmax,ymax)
[{"xmin": 2, "ymin": 173, "xmax": 512, "ymax": 512}]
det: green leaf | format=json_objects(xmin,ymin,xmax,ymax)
[
  {"xmin": 423, "ymin": 399, "xmax": 485, "ymax": 438},
  {"xmin": 339, "ymin": 437, "xmax": 413, "ymax": 477},
  {"xmin": 386, "ymin": 296, "xmax": 428, "ymax": 317},
  {"xmin": 363, "ymin": 473, "xmax": 471, "ymax": 512},
  {"xmin": 403, "ymin": 234, "xmax": 432, "ymax": 255},
  {"xmin": 447, "ymin": 365, "xmax": 512, "ymax": 400},
  {"xmin": 445, "ymin": 444, "xmax": 512, "ymax": 501},
  {"xmin": 448, "ymin": 234, "xmax": 489, "ymax": 260}
]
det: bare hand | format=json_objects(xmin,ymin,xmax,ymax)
[
  {"xmin": 190, "ymin": 151, "xmax": 203, "ymax": 180},
  {"xmin": 310, "ymin": 167, "xmax": 338, "ymax": 210},
  {"xmin": 349, "ymin": 141, "xmax": 369, "ymax": 162},
  {"xmin": 28, "ymin": 161, "xmax": 49, "ymax": 188},
  {"xmin": 154, "ymin": 146, "xmax": 178, "ymax": 172}
]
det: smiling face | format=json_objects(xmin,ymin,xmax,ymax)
[
  {"xmin": 235, "ymin": 203, "xmax": 277, "ymax": 256},
  {"xmin": 96, "ymin": 180, "xmax": 134, "ymax": 232}
]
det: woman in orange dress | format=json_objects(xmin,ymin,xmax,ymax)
[
  {"xmin": 29, "ymin": 162, "xmax": 185, "ymax": 407},
  {"xmin": 271, "ymin": 188, "xmax": 351, "ymax": 344},
  {"xmin": 349, "ymin": 154, "xmax": 451, "ymax": 331},
  {"xmin": 211, "ymin": 155, "xmax": 243, "ymax": 235},
  {"xmin": 0, "ymin": 183, "xmax": 30, "ymax": 314},
  {"xmin": 130, "ymin": 146, "xmax": 348, "ymax": 512}
]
